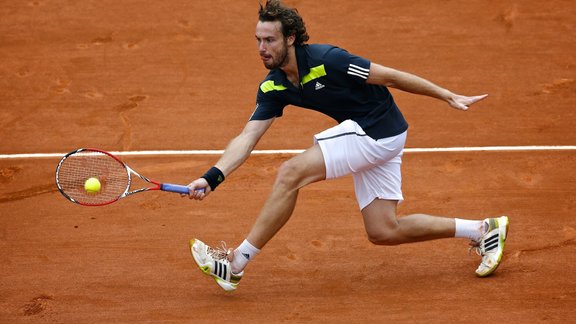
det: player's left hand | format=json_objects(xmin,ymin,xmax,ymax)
[{"xmin": 447, "ymin": 93, "xmax": 488, "ymax": 111}]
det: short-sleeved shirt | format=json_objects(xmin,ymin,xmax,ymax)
[{"xmin": 250, "ymin": 44, "xmax": 408, "ymax": 140}]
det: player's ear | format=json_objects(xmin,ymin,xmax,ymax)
[{"xmin": 286, "ymin": 34, "xmax": 296, "ymax": 46}]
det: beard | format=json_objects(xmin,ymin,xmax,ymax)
[{"xmin": 263, "ymin": 41, "xmax": 289, "ymax": 70}]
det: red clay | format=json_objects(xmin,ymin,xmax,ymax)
[{"xmin": 1, "ymin": 1, "xmax": 575, "ymax": 322}]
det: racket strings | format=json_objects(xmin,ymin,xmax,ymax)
[{"xmin": 57, "ymin": 151, "xmax": 129, "ymax": 205}]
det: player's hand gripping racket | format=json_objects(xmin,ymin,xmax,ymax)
[{"xmin": 56, "ymin": 148, "xmax": 197, "ymax": 206}]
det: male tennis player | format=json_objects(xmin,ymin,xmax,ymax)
[{"xmin": 185, "ymin": 0, "xmax": 508, "ymax": 291}]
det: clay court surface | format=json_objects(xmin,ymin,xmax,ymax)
[{"xmin": 1, "ymin": 0, "xmax": 575, "ymax": 322}]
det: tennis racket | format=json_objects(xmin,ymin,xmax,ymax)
[{"xmin": 56, "ymin": 148, "xmax": 197, "ymax": 206}]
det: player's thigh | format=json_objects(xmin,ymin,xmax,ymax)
[
  {"xmin": 361, "ymin": 198, "xmax": 399, "ymax": 236},
  {"xmin": 352, "ymin": 154, "xmax": 403, "ymax": 210},
  {"xmin": 278, "ymin": 144, "xmax": 326, "ymax": 188}
]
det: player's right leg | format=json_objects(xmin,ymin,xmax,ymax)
[
  {"xmin": 244, "ymin": 144, "xmax": 327, "ymax": 249},
  {"xmin": 191, "ymin": 145, "xmax": 327, "ymax": 291}
]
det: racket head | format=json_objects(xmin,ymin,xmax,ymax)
[{"xmin": 55, "ymin": 148, "xmax": 130, "ymax": 206}]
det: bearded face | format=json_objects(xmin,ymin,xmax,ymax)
[{"xmin": 255, "ymin": 20, "xmax": 291, "ymax": 70}]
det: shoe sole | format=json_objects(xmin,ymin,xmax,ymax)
[
  {"xmin": 189, "ymin": 239, "xmax": 238, "ymax": 291},
  {"xmin": 476, "ymin": 216, "xmax": 509, "ymax": 277}
]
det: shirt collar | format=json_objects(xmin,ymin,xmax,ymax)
[{"xmin": 295, "ymin": 45, "xmax": 309, "ymax": 84}]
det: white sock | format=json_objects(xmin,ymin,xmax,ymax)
[
  {"xmin": 231, "ymin": 239, "xmax": 260, "ymax": 274},
  {"xmin": 454, "ymin": 218, "xmax": 484, "ymax": 241}
]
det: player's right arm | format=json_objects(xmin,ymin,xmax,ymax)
[
  {"xmin": 215, "ymin": 118, "xmax": 274, "ymax": 177},
  {"xmin": 186, "ymin": 118, "xmax": 274, "ymax": 200}
]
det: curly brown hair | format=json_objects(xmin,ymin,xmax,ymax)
[{"xmin": 258, "ymin": 0, "xmax": 309, "ymax": 45}]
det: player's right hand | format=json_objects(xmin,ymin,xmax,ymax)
[{"xmin": 184, "ymin": 178, "xmax": 211, "ymax": 200}]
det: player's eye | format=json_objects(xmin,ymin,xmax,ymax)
[{"xmin": 256, "ymin": 37, "xmax": 274, "ymax": 47}]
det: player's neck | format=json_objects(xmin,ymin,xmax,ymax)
[{"xmin": 281, "ymin": 46, "xmax": 299, "ymax": 87}]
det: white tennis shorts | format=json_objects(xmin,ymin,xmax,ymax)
[{"xmin": 314, "ymin": 119, "xmax": 407, "ymax": 210}]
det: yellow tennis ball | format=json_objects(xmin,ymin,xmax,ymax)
[{"xmin": 84, "ymin": 177, "xmax": 101, "ymax": 194}]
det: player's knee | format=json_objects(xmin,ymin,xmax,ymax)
[
  {"xmin": 366, "ymin": 228, "xmax": 403, "ymax": 246},
  {"xmin": 275, "ymin": 159, "xmax": 305, "ymax": 189}
]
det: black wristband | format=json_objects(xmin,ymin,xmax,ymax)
[{"xmin": 201, "ymin": 166, "xmax": 225, "ymax": 191}]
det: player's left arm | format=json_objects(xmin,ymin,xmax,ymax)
[{"xmin": 366, "ymin": 63, "xmax": 488, "ymax": 111}]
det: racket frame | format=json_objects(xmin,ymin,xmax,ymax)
[{"xmin": 56, "ymin": 148, "xmax": 191, "ymax": 206}]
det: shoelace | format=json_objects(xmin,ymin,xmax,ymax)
[
  {"xmin": 207, "ymin": 241, "xmax": 231, "ymax": 261},
  {"xmin": 468, "ymin": 241, "xmax": 483, "ymax": 256},
  {"xmin": 468, "ymin": 222, "xmax": 493, "ymax": 256},
  {"xmin": 469, "ymin": 243, "xmax": 483, "ymax": 256},
  {"xmin": 467, "ymin": 240, "xmax": 494, "ymax": 269},
  {"xmin": 469, "ymin": 235, "xmax": 496, "ymax": 263}
]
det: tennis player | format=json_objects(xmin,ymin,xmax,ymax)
[{"xmin": 185, "ymin": 0, "xmax": 509, "ymax": 291}]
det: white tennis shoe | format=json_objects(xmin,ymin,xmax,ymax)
[
  {"xmin": 472, "ymin": 216, "xmax": 509, "ymax": 277},
  {"xmin": 190, "ymin": 239, "xmax": 243, "ymax": 291}
]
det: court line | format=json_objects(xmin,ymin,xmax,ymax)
[{"xmin": 0, "ymin": 146, "xmax": 575, "ymax": 159}]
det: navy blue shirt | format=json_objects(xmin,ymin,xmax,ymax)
[{"xmin": 250, "ymin": 44, "xmax": 408, "ymax": 140}]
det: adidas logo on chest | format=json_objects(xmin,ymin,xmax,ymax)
[{"xmin": 314, "ymin": 81, "xmax": 325, "ymax": 90}]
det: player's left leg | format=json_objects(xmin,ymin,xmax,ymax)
[
  {"xmin": 350, "ymin": 136, "xmax": 457, "ymax": 244},
  {"xmin": 360, "ymin": 199, "xmax": 509, "ymax": 276},
  {"xmin": 361, "ymin": 199, "xmax": 456, "ymax": 245}
]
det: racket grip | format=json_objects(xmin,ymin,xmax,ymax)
[{"xmin": 160, "ymin": 183, "xmax": 204, "ymax": 194}]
